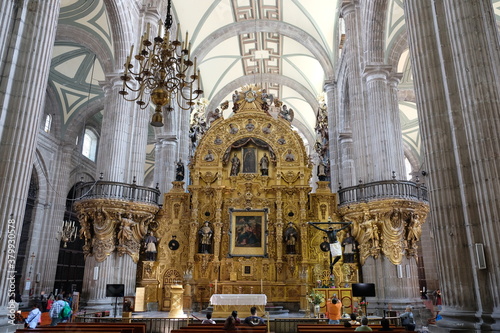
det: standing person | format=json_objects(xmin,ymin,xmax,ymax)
[
  {"xmin": 46, "ymin": 293, "xmax": 54, "ymax": 311},
  {"xmin": 201, "ymin": 312, "xmax": 216, "ymax": 324},
  {"xmin": 400, "ymin": 306, "xmax": 416, "ymax": 331},
  {"xmin": 49, "ymin": 295, "xmax": 66, "ymax": 326},
  {"xmin": 244, "ymin": 306, "xmax": 265, "ymax": 326},
  {"xmin": 25, "ymin": 304, "xmax": 42, "ymax": 329},
  {"xmin": 326, "ymin": 296, "xmax": 342, "ymax": 324},
  {"xmin": 39, "ymin": 291, "xmax": 47, "ymax": 312}
]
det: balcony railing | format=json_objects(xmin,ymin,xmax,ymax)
[
  {"xmin": 338, "ymin": 180, "xmax": 428, "ymax": 206},
  {"xmin": 75, "ymin": 180, "xmax": 161, "ymax": 206}
]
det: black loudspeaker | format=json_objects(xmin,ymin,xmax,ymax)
[{"xmin": 106, "ymin": 284, "xmax": 125, "ymax": 297}]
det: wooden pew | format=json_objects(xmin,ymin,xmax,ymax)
[
  {"xmin": 15, "ymin": 328, "xmax": 133, "ymax": 333},
  {"xmin": 58, "ymin": 322, "xmax": 146, "ymax": 333},
  {"xmin": 183, "ymin": 324, "xmax": 266, "ymax": 330},
  {"xmin": 172, "ymin": 330, "xmax": 265, "ymax": 333},
  {"xmin": 16, "ymin": 322, "xmax": 146, "ymax": 333}
]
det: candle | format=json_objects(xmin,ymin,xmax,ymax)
[
  {"xmin": 146, "ymin": 22, "xmax": 150, "ymax": 41},
  {"xmin": 157, "ymin": 19, "xmax": 162, "ymax": 37},
  {"xmin": 193, "ymin": 57, "xmax": 197, "ymax": 73},
  {"xmin": 260, "ymin": 279, "xmax": 263, "ymax": 294},
  {"xmin": 214, "ymin": 279, "xmax": 217, "ymax": 294},
  {"xmin": 176, "ymin": 23, "xmax": 180, "ymax": 41}
]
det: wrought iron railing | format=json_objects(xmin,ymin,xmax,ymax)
[
  {"xmin": 75, "ymin": 180, "xmax": 161, "ymax": 206},
  {"xmin": 338, "ymin": 180, "xmax": 428, "ymax": 206}
]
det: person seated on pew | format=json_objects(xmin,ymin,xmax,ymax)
[
  {"xmin": 244, "ymin": 306, "xmax": 265, "ymax": 326},
  {"xmin": 202, "ymin": 312, "xmax": 216, "ymax": 324},
  {"xmin": 378, "ymin": 317, "xmax": 393, "ymax": 331},
  {"xmin": 349, "ymin": 312, "xmax": 360, "ymax": 325},
  {"xmin": 354, "ymin": 317, "xmax": 373, "ymax": 331},
  {"xmin": 224, "ymin": 310, "xmax": 241, "ymax": 331},
  {"xmin": 344, "ymin": 321, "xmax": 352, "ymax": 328}
]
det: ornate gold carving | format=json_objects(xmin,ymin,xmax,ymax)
[
  {"xmin": 339, "ymin": 200, "xmax": 429, "ymax": 265},
  {"xmin": 280, "ymin": 171, "xmax": 301, "ymax": 184},
  {"xmin": 73, "ymin": 199, "xmax": 158, "ymax": 263}
]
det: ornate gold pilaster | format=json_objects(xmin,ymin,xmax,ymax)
[{"xmin": 339, "ymin": 199, "xmax": 429, "ymax": 265}]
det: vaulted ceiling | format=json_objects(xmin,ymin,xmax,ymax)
[{"xmin": 49, "ymin": 0, "xmax": 500, "ymax": 171}]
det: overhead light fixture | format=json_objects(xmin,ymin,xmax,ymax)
[
  {"xmin": 58, "ymin": 220, "xmax": 78, "ymax": 248},
  {"xmin": 119, "ymin": 0, "xmax": 203, "ymax": 127}
]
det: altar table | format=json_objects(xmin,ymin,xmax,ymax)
[{"xmin": 209, "ymin": 294, "xmax": 267, "ymax": 318}]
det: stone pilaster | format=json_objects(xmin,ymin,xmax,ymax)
[
  {"xmin": 404, "ymin": 0, "xmax": 500, "ymax": 330},
  {"xmin": 0, "ymin": 0, "xmax": 60, "ymax": 326}
]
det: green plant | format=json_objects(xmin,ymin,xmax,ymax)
[{"xmin": 306, "ymin": 291, "xmax": 325, "ymax": 305}]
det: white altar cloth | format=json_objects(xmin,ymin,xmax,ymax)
[{"xmin": 209, "ymin": 294, "xmax": 267, "ymax": 306}]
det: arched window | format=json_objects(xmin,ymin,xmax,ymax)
[
  {"xmin": 404, "ymin": 157, "xmax": 413, "ymax": 180},
  {"xmin": 82, "ymin": 128, "xmax": 98, "ymax": 161},
  {"xmin": 44, "ymin": 114, "xmax": 52, "ymax": 133}
]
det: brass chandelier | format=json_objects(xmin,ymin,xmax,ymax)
[{"xmin": 119, "ymin": 0, "xmax": 203, "ymax": 127}]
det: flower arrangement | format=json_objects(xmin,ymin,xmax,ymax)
[
  {"xmin": 359, "ymin": 301, "xmax": 369, "ymax": 306},
  {"xmin": 306, "ymin": 291, "xmax": 325, "ymax": 305}
]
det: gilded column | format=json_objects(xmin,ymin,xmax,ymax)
[{"xmin": 0, "ymin": 0, "xmax": 60, "ymax": 325}]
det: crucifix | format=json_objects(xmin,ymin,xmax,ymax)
[{"xmin": 307, "ymin": 219, "xmax": 352, "ymax": 275}]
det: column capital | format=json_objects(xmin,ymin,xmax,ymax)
[
  {"xmin": 388, "ymin": 72, "xmax": 403, "ymax": 88},
  {"xmin": 362, "ymin": 64, "xmax": 393, "ymax": 82},
  {"xmin": 323, "ymin": 81, "xmax": 337, "ymax": 93},
  {"xmin": 99, "ymin": 73, "xmax": 123, "ymax": 94},
  {"xmin": 341, "ymin": 0, "xmax": 358, "ymax": 17}
]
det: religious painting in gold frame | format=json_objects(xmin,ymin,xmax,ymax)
[{"xmin": 229, "ymin": 208, "xmax": 267, "ymax": 257}]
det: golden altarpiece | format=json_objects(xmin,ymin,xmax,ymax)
[{"xmin": 137, "ymin": 87, "xmax": 362, "ymax": 314}]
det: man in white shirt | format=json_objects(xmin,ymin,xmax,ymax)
[{"xmin": 25, "ymin": 304, "xmax": 41, "ymax": 329}]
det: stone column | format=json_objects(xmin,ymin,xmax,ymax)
[
  {"xmin": 387, "ymin": 74, "xmax": 406, "ymax": 178},
  {"xmin": 154, "ymin": 137, "xmax": 178, "ymax": 200},
  {"xmin": 363, "ymin": 66, "xmax": 406, "ymax": 181},
  {"xmin": 341, "ymin": 1, "xmax": 368, "ymax": 186},
  {"xmin": 97, "ymin": 76, "xmax": 140, "ymax": 184},
  {"xmin": 0, "ymin": 0, "xmax": 60, "ymax": 326},
  {"xmin": 404, "ymin": 0, "xmax": 500, "ymax": 330},
  {"xmin": 325, "ymin": 82, "xmax": 340, "ymax": 189}
]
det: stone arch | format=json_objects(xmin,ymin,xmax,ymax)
[{"xmin": 361, "ymin": 0, "xmax": 389, "ymax": 64}]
